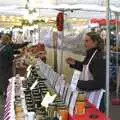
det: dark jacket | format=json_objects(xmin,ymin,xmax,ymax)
[
  {"xmin": 70, "ymin": 48, "xmax": 106, "ymax": 91},
  {"xmin": 0, "ymin": 42, "xmax": 28, "ymax": 92}
]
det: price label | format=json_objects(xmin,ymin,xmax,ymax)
[
  {"xmin": 65, "ymin": 87, "xmax": 73, "ymax": 106},
  {"xmin": 41, "ymin": 92, "xmax": 57, "ymax": 108},
  {"xmin": 70, "ymin": 70, "xmax": 81, "ymax": 91},
  {"xmin": 69, "ymin": 90, "xmax": 78, "ymax": 116}
]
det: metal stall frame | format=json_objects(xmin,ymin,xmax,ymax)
[{"xmin": 106, "ymin": 0, "xmax": 110, "ymax": 116}]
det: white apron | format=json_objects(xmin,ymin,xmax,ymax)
[{"xmin": 79, "ymin": 50, "xmax": 105, "ymax": 109}]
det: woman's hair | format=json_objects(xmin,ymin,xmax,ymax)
[{"xmin": 86, "ymin": 32, "xmax": 104, "ymax": 51}]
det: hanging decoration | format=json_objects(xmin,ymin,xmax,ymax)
[
  {"xmin": 56, "ymin": 12, "xmax": 64, "ymax": 31},
  {"xmin": 20, "ymin": 18, "xmax": 56, "ymax": 27}
]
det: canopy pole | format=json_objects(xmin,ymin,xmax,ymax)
[
  {"xmin": 53, "ymin": 32, "xmax": 58, "ymax": 72},
  {"xmin": 106, "ymin": 0, "xmax": 110, "ymax": 117},
  {"xmin": 115, "ymin": 13, "xmax": 120, "ymax": 98},
  {"xmin": 60, "ymin": 11, "xmax": 64, "ymax": 74},
  {"xmin": 38, "ymin": 8, "xmax": 41, "ymax": 42}
]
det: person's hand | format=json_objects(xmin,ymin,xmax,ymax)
[{"xmin": 66, "ymin": 57, "xmax": 75, "ymax": 65}]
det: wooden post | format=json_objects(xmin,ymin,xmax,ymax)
[{"xmin": 53, "ymin": 32, "xmax": 58, "ymax": 72}]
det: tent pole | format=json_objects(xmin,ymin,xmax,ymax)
[
  {"xmin": 53, "ymin": 32, "xmax": 58, "ymax": 72},
  {"xmin": 60, "ymin": 11, "xmax": 64, "ymax": 74},
  {"xmin": 106, "ymin": 0, "xmax": 110, "ymax": 117},
  {"xmin": 115, "ymin": 13, "xmax": 120, "ymax": 98},
  {"xmin": 38, "ymin": 8, "xmax": 41, "ymax": 42}
]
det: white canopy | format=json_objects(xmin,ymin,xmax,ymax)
[{"xmin": 0, "ymin": 0, "xmax": 119, "ymax": 17}]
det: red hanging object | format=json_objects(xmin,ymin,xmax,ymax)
[{"xmin": 56, "ymin": 12, "xmax": 64, "ymax": 31}]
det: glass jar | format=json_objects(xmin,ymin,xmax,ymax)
[
  {"xmin": 57, "ymin": 106, "xmax": 68, "ymax": 120},
  {"xmin": 48, "ymin": 104, "xmax": 56, "ymax": 118},
  {"xmin": 75, "ymin": 92, "xmax": 86, "ymax": 115}
]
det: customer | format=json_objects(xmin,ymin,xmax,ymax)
[
  {"xmin": 66, "ymin": 32, "xmax": 105, "ymax": 112},
  {"xmin": 0, "ymin": 34, "xmax": 29, "ymax": 95}
]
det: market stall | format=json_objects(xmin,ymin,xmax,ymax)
[
  {"xmin": 4, "ymin": 59, "xmax": 110, "ymax": 120},
  {"xmin": 1, "ymin": 0, "xmax": 120, "ymax": 120}
]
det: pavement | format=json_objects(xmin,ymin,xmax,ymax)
[{"xmin": 109, "ymin": 92, "xmax": 120, "ymax": 120}]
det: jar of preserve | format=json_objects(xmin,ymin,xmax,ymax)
[
  {"xmin": 75, "ymin": 92, "xmax": 86, "ymax": 115},
  {"xmin": 57, "ymin": 105, "xmax": 68, "ymax": 120}
]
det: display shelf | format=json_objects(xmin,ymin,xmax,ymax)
[{"xmin": 5, "ymin": 60, "xmax": 110, "ymax": 120}]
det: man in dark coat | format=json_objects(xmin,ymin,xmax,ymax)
[{"xmin": 0, "ymin": 34, "xmax": 29, "ymax": 94}]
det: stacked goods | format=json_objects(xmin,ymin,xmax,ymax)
[
  {"xmin": 24, "ymin": 43, "xmax": 46, "ymax": 63},
  {"xmin": 15, "ymin": 43, "xmax": 46, "ymax": 76},
  {"xmin": 22, "ymin": 66, "xmax": 69, "ymax": 120},
  {"xmin": 5, "ymin": 61, "xmax": 109, "ymax": 120}
]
